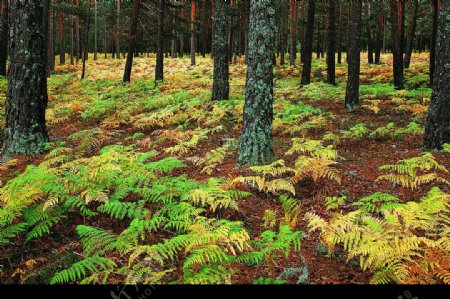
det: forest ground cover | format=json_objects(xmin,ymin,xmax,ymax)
[{"xmin": 0, "ymin": 53, "xmax": 448, "ymax": 284}]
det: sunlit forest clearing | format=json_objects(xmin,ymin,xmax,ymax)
[
  {"xmin": 0, "ymin": 0, "xmax": 449, "ymax": 287},
  {"xmin": 0, "ymin": 52, "xmax": 449, "ymax": 284}
]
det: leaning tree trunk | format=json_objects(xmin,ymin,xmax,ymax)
[
  {"xmin": 123, "ymin": 0, "xmax": 141, "ymax": 83},
  {"xmin": 2, "ymin": 0, "xmax": 49, "ymax": 157},
  {"xmin": 155, "ymin": 0, "xmax": 164, "ymax": 81},
  {"xmin": 423, "ymin": 0, "xmax": 449, "ymax": 150},
  {"xmin": 390, "ymin": 0, "xmax": 404, "ymax": 89},
  {"xmin": 430, "ymin": 0, "xmax": 439, "ymax": 86},
  {"xmin": 403, "ymin": 0, "xmax": 418, "ymax": 68},
  {"xmin": 327, "ymin": 0, "xmax": 336, "ymax": 85},
  {"xmin": 0, "ymin": 0, "xmax": 7, "ymax": 77},
  {"xmin": 344, "ymin": 0, "xmax": 362, "ymax": 110},
  {"xmin": 211, "ymin": 0, "xmax": 229, "ymax": 101},
  {"xmin": 301, "ymin": 0, "xmax": 315, "ymax": 85},
  {"xmin": 237, "ymin": 0, "xmax": 276, "ymax": 167},
  {"xmin": 374, "ymin": 4, "xmax": 384, "ymax": 64}
]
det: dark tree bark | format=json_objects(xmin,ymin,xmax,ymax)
[
  {"xmin": 211, "ymin": 0, "xmax": 229, "ymax": 101},
  {"xmin": 403, "ymin": 0, "xmax": 418, "ymax": 68},
  {"xmin": 155, "ymin": 0, "xmax": 164, "ymax": 81},
  {"xmin": 238, "ymin": 0, "xmax": 276, "ymax": 167},
  {"xmin": 190, "ymin": 0, "xmax": 196, "ymax": 66},
  {"xmin": 81, "ymin": 0, "xmax": 92, "ymax": 80},
  {"xmin": 115, "ymin": 0, "xmax": 121, "ymax": 59},
  {"xmin": 279, "ymin": 3, "xmax": 288, "ymax": 65},
  {"xmin": 300, "ymin": 1, "xmax": 306, "ymax": 64},
  {"xmin": 301, "ymin": 0, "xmax": 315, "ymax": 85},
  {"xmin": 327, "ymin": 0, "xmax": 336, "ymax": 85},
  {"xmin": 424, "ymin": 0, "xmax": 449, "ymax": 150},
  {"xmin": 0, "ymin": 0, "xmax": 7, "ymax": 76},
  {"xmin": 430, "ymin": 0, "xmax": 439, "ymax": 85},
  {"xmin": 365, "ymin": 3, "xmax": 374, "ymax": 64},
  {"xmin": 2, "ymin": 0, "xmax": 49, "ymax": 157},
  {"xmin": 344, "ymin": 0, "xmax": 362, "ymax": 110},
  {"xmin": 390, "ymin": 0, "xmax": 404, "ymax": 89},
  {"xmin": 374, "ymin": 3, "xmax": 384, "ymax": 64},
  {"xmin": 70, "ymin": 0, "xmax": 74, "ymax": 65},
  {"xmin": 123, "ymin": 0, "xmax": 141, "ymax": 83},
  {"xmin": 94, "ymin": 0, "xmax": 98, "ymax": 60},
  {"xmin": 59, "ymin": 11, "xmax": 66, "ymax": 65},
  {"xmin": 46, "ymin": 0, "xmax": 55, "ymax": 77},
  {"xmin": 75, "ymin": 0, "xmax": 80, "ymax": 63},
  {"xmin": 289, "ymin": 0, "xmax": 298, "ymax": 66},
  {"xmin": 337, "ymin": 1, "xmax": 342, "ymax": 65}
]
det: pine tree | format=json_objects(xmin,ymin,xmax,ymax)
[
  {"xmin": 326, "ymin": 0, "xmax": 336, "ymax": 85},
  {"xmin": 390, "ymin": 0, "xmax": 404, "ymax": 89},
  {"xmin": 211, "ymin": 0, "xmax": 229, "ymax": 101},
  {"xmin": 238, "ymin": 0, "xmax": 276, "ymax": 167},
  {"xmin": 0, "ymin": 0, "xmax": 7, "ymax": 77},
  {"xmin": 301, "ymin": 0, "xmax": 315, "ymax": 85},
  {"xmin": 123, "ymin": 0, "xmax": 142, "ymax": 83}
]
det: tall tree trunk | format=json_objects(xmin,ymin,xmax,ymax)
[
  {"xmin": 94, "ymin": 0, "xmax": 98, "ymax": 60},
  {"xmin": 46, "ymin": 0, "xmax": 54, "ymax": 77},
  {"xmin": 155, "ymin": 0, "xmax": 165, "ymax": 81},
  {"xmin": 238, "ymin": 0, "xmax": 276, "ymax": 167},
  {"xmin": 403, "ymin": 0, "xmax": 418, "ymax": 68},
  {"xmin": 390, "ymin": 0, "xmax": 404, "ymax": 89},
  {"xmin": 301, "ymin": 0, "xmax": 315, "ymax": 85},
  {"xmin": 70, "ymin": 0, "xmax": 74, "ymax": 65},
  {"xmin": 374, "ymin": 4, "xmax": 384, "ymax": 64},
  {"xmin": 3, "ymin": 0, "xmax": 49, "ymax": 157},
  {"xmin": 0, "ymin": 0, "xmax": 7, "ymax": 76},
  {"xmin": 337, "ymin": 1, "xmax": 342, "ymax": 64},
  {"xmin": 366, "ymin": 3, "xmax": 374, "ymax": 64},
  {"xmin": 316, "ymin": 18, "xmax": 321, "ymax": 59},
  {"xmin": 280, "ymin": 4, "xmax": 288, "ymax": 65},
  {"xmin": 212, "ymin": 0, "xmax": 229, "ymax": 101},
  {"xmin": 171, "ymin": 3, "xmax": 177, "ymax": 59},
  {"xmin": 211, "ymin": 0, "xmax": 215, "ymax": 58},
  {"xmin": 190, "ymin": 0, "xmax": 196, "ymax": 65},
  {"xmin": 75, "ymin": 0, "xmax": 80, "ymax": 63},
  {"xmin": 300, "ymin": 1, "xmax": 306, "ymax": 64},
  {"xmin": 115, "ymin": 0, "xmax": 121, "ymax": 59},
  {"xmin": 200, "ymin": 0, "xmax": 207, "ymax": 58},
  {"xmin": 123, "ymin": 0, "xmax": 141, "ymax": 82},
  {"xmin": 327, "ymin": 0, "xmax": 336, "ymax": 85},
  {"xmin": 344, "ymin": 0, "xmax": 362, "ymax": 110},
  {"xmin": 289, "ymin": 0, "xmax": 298, "ymax": 66},
  {"xmin": 59, "ymin": 11, "xmax": 66, "ymax": 65},
  {"xmin": 81, "ymin": 0, "xmax": 92, "ymax": 80},
  {"xmin": 424, "ymin": 0, "xmax": 449, "ymax": 150},
  {"xmin": 430, "ymin": 0, "xmax": 439, "ymax": 85}
]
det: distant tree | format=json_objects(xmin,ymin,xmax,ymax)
[
  {"xmin": 344, "ymin": 0, "xmax": 362, "ymax": 110},
  {"xmin": 404, "ymin": 0, "xmax": 418, "ymax": 68},
  {"xmin": 0, "ymin": 0, "xmax": 7, "ymax": 77},
  {"xmin": 337, "ymin": 1, "xmax": 342, "ymax": 65},
  {"xmin": 424, "ymin": 0, "xmax": 449, "ymax": 150},
  {"xmin": 59, "ymin": 9, "xmax": 66, "ymax": 65},
  {"xmin": 94, "ymin": 0, "xmax": 98, "ymax": 60},
  {"xmin": 374, "ymin": 3, "xmax": 384, "ymax": 64},
  {"xmin": 123, "ymin": 0, "xmax": 142, "ymax": 83},
  {"xmin": 327, "ymin": 0, "xmax": 336, "ymax": 85},
  {"xmin": 115, "ymin": 0, "xmax": 121, "ymax": 59},
  {"xmin": 430, "ymin": 0, "xmax": 439, "ymax": 85},
  {"xmin": 2, "ymin": 0, "xmax": 49, "ymax": 157},
  {"xmin": 211, "ymin": 0, "xmax": 229, "ymax": 101},
  {"xmin": 238, "ymin": 0, "xmax": 276, "ymax": 167},
  {"xmin": 47, "ymin": 0, "xmax": 55, "ymax": 77},
  {"xmin": 81, "ymin": 0, "xmax": 92, "ymax": 80},
  {"xmin": 365, "ymin": 2, "xmax": 374, "ymax": 64},
  {"xmin": 155, "ymin": 0, "xmax": 165, "ymax": 81},
  {"xmin": 301, "ymin": 0, "xmax": 315, "ymax": 85},
  {"xmin": 289, "ymin": 0, "xmax": 298, "ymax": 66},
  {"xmin": 390, "ymin": 0, "xmax": 404, "ymax": 89},
  {"xmin": 191, "ymin": 0, "xmax": 196, "ymax": 66}
]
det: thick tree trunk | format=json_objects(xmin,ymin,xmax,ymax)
[
  {"xmin": 301, "ymin": 0, "xmax": 315, "ymax": 85},
  {"xmin": 366, "ymin": 3, "xmax": 374, "ymax": 64},
  {"xmin": 289, "ymin": 0, "xmax": 298, "ymax": 66},
  {"xmin": 0, "ymin": 0, "xmax": 7, "ymax": 76},
  {"xmin": 123, "ymin": 0, "xmax": 141, "ymax": 83},
  {"xmin": 390, "ymin": 0, "xmax": 404, "ymax": 89},
  {"xmin": 337, "ymin": 1, "xmax": 342, "ymax": 65},
  {"xmin": 238, "ymin": 0, "xmax": 275, "ymax": 167},
  {"xmin": 424, "ymin": 0, "xmax": 449, "ymax": 150},
  {"xmin": 59, "ymin": 11, "xmax": 66, "ymax": 65},
  {"xmin": 344, "ymin": 0, "xmax": 362, "ymax": 110},
  {"xmin": 374, "ymin": 4, "xmax": 384, "ymax": 64},
  {"xmin": 211, "ymin": 0, "xmax": 229, "ymax": 101},
  {"xmin": 190, "ymin": 0, "xmax": 196, "ymax": 66},
  {"xmin": 403, "ymin": 0, "xmax": 418, "ymax": 68},
  {"xmin": 327, "ymin": 0, "xmax": 336, "ymax": 85},
  {"xmin": 155, "ymin": 0, "xmax": 165, "ymax": 81},
  {"xmin": 81, "ymin": 0, "xmax": 92, "ymax": 80},
  {"xmin": 2, "ymin": 0, "xmax": 49, "ymax": 157},
  {"xmin": 430, "ymin": 0, "xmax": 439, "ymax": 85},
  {"xmin": 46, "ymin": 0, "xmax": 54, "ymax": 77}
]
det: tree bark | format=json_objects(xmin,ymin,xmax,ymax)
[
  {"xmin": 2, "ymin": 0, "xmax": 49, "ymax": 157},
  {"xmin": 430, "ymin": 0, "xmax": 439, "ymax": 85},
  {"xmin": 390, "ymin": 0, "xmax": 404, "ymax": 89},
  {"xmin": 190, "ymin": 0, "xmax": 196, "ymax": 65},
  {"xmin": 212, "ymin": 0, "xmax": 229, "ymax": 101},
  {"xmin": 94, "ymin": 0, "xmax": 98, "ymax": 60},
  {"xmin": 365, "ymin": 3, "xmax": 374, "ymax": 64},
  {"xmin": 374, "ymin": 3, "xmax": 384, "ymax": 64},
  {"xmin": 75, "ymin": 0, "xmax": 80, "ymax": 63},
  {"xmin": 403, "ymin": 0, "xmax": 418, "ymax": 68},
  {"xmin": 327, "ymin": 0, "xmax": 336, "ymax": 85},
  {"xmin": 123, "ymin": 0, "xmax": 141, "ymax": 83},
  {"xmin": 289, "ymin": 0, "xmax": 298, "ymax": 66},
  {"xmin": 81, "ymin": 0, "xmax": 92, "ymax": 80},
  {"xmin": 344, "ymin": 0, "xmax": 362, "ymax": 110},
  {"xmin": 115, "ymin": 0, "xmax": 121, "ymax": 59},
  {"xmin": 337, "ymin": 1, "xmax": 342, "ymax": 65},
  {"xmin": 238, "ymin": 0, "xmax": 276, "ymax": 167},
  {"xmin": 46, "ymin": 0, "xmax": 55, "ymax": 77},
  {"xmin": 301, "ymin": 0, "xmax": 315, "ymax": 85},
  {"xmin": 59, "ymin": 11, "xmax": 66, "ymax": 65},
  {"xmin": 424, "ymin": 0, "xmax": 449, "ymax": 150},
  {"xmin": 155, "ymin": 0, "xmax": 165, "ymax": 81},
  {"xmin": 0, "ymin": 0, "xmax": 7, "ymax": 76}
]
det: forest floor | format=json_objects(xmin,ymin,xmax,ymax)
[{"xmin": 0, "ymin": 53, "xmax": 448, "ymax": 284}]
